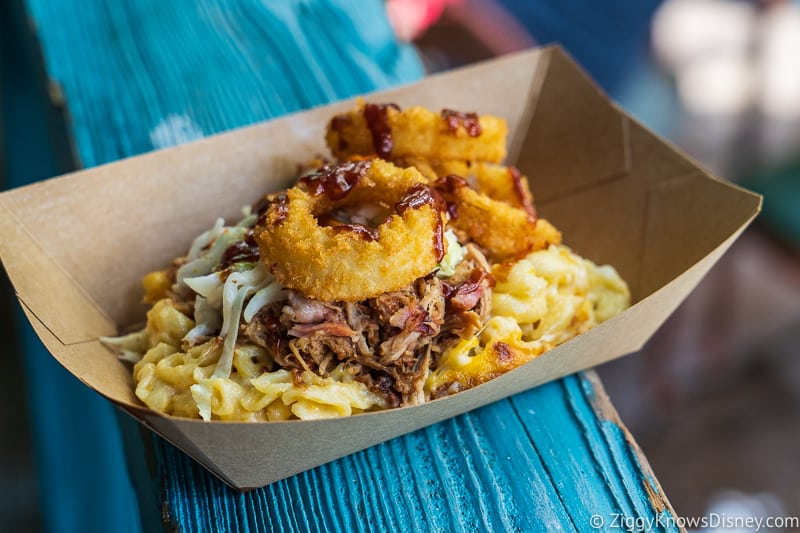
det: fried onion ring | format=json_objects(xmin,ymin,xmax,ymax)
[
  {"xmin": 327, "ymin": 102, "xmax": 508, "ymax": 163},
  {"xmin": 395, "ymin": 158, "xmax": 538, "ymax": 216},
  {"xmin": 435, "ymin": 174, "xmax": 561, "ymax": 261},
  {"xmin": 429, "ymin": 161, "xmax": 536, "ymax": 217},
  {"xmin": 255, "ymin": 159, "xmax": 447, "ymax": 302}
]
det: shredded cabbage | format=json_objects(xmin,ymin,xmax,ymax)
[
  {"xmin": 182, "ymin": 296, "xmax": 222, "ymax": 345},
  {"xmin": 243, "ymin": 282, "xmax": 286, "ymax": 323},
  {"xmin": 190, "ymin": 380, "xmax": 213, "ymax": 421},
  {"xmin": 436, "ymin": 229, "xmax": 465, "ymax": 277},
  {"xmin": 107, "ymin": 205, "xmax": 291, "ymax": 414},
  {"xmin": 175, "ymin": 226, "xmax": 248, "ymax": 286},
  {"xmin": 99, "ymin": 329, "xmax": 149, "ymax": 363},
  {"xmin": 187, "ymin": 217, "xmax": 225, "ymax": 260},
  {"xmin": 214, "ymin": 262, "xmax": 273, "ymax": 378},
  {"xmin": 183, "ymin": 272, "xmax": 224, "ymax": 306},
  {"xmin": 235, "ymin": 205, "xmax": 257, "ymax": 229}
]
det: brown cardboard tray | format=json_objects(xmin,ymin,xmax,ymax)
[{"xmin": 0, "ymin": 46, "xmax": 761, "ymax": 489}]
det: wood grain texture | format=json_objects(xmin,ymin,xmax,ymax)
[
  {"xmin": 21, "ymin": 0, "xmax": 679, "ymax": 531},
  {"xmin": 155, "ymin": 373, "xmax": 679, "ymax": 532},
  {"xmin": 24, "ymin": 0, "xmax": 422, "ymax": 167}
]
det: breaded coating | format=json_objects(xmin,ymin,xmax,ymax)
[
  {"xmin": 528, "ymin": 218, "xmax": 562, "ymax": 253},
  {"xmin": 326, "ymin": 102, "xmax": 508, "ymax": 163},
  {"xmin": 256, "ymin": 159, "xmax": 446, "ymax": 302},
  {"xmin": 429, "ymin": 161, "xmax": 535, "ymax": 217},
  {"xmin": 435, "ymin": 175, "xmax": 561, "ymax": 261}
]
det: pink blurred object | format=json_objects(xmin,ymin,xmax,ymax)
[
  {"xmin": 386, "ymin": 0, "xmax": 462, "ymax": 41},
  {"xmin": 447, "ymin": 0, "xmax": 536, "ymax": 55}
]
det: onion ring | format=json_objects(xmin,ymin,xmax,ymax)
[
  {"xmin": 428, "ymin": 161, "xmax": 536, "ymax": 218},
  {"xmin": 255, "ymin": 159, "xmax": 447, "ymax": 302},
  {"xmin": 395, "ymin": 158, "xmax": 539, "ymax": 217},
  {"xmin": 326, "ymin": 102, "xmax": 508, "ymax": 163},
  {"xmin": 434, "ymin": 174, "xmax": 561, "ymax": 261}
]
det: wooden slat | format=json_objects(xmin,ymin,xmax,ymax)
[
  {"xmin": 24, "ymin": 0, "xmax": 422, "ymax": 167},
  {"xmin": 152, "ymin": 373, "xmax": 677, "ymax": 532},
  {"xmin": 19, "ymin": 0, "xmax": 679, "ymax": 531}
]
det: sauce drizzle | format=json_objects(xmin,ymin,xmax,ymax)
[
  {"xmin": 441, "ymin": 109, "xmax": 482, "ymax": 136},
  {"xmin": 433, "ymin": 174, "xmax": 471, "ymax": 220},
  {"xmin": 217, "ymin": 233, "xmax": 260, "ymax": 270},
  {"xmin": 396, "ymin": 184, "xmax": 446, "ymax": 261},
  {"xmin": 363, "ymin": 103, "xmax": 400, "ymax": 158},
  {"xmin": 333, "ymin": 223, "xmax": 379, "ymax": 242},
  {"xmin": 317, "ymin": 213, "xmax": 380, "ymax": 242},
  {"xmin": 299, "ymin": 160, "xmax": 372, "ymax": 201},
  {"xmin": 509, "ymin": 166, "xmax": 537, "ymax": 223},
  {"xmin": 444, "ymin": 268, "xmax": 494, "ymax": 311},
  {"xmin": 263, "ymin": 193, "xmax": 290, "ymax": 226},
  {"xmin": 330, "ymin": 115, "xmax": 352, "ymax": 150}
]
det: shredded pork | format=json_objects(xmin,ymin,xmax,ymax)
[{"xmin": 238, "ymin": 251, "xmax": 493, "ymax": 406}]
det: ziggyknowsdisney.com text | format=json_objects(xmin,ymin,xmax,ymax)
[{"xmin": 590, "ymin": 511, "xmax": 799, "ymax": 531}]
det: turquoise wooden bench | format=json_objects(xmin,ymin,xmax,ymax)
[{"xmin": 5, "ymin": 0, "xmax": 680, "ymax": 530}]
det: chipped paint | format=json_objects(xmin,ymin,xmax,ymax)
[
  {"xmin": 581, "ymin": 371, "xmax": 682, "ymax": 529},
  {"xmin": 149, "ymin": 114, "xmax": 204, "ymax": 149}
]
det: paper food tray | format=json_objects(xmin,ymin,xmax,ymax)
[{"xmin": 0, "ymin": 46, "xmax": 761, "ymax": 489}]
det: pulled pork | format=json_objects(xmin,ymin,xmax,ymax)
[{"xmin": 241, "ymin": 248, "xmax": 493, "ymax": 407}]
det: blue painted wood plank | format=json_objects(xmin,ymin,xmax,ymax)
[
  {"xmin": 24, "ymin": 0, "xmax": 421, "ymax": 167},
  {"xmin": 2, "ymin": 2, "xmax": 144, "ymax": 532},
  {"xmin": 152, "ymin": 374, "xmax": 678, "ymax": 533},
  {"xmin": 18, "ymin": 0, "xmax": 679, "ymax": 531}
]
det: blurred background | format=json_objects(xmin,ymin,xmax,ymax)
[
  {"xmin": 2, "ymin": 0, "xmax": 799, "ymax": 530},
  {"xmin": 391, "ymin": 0, "xmax": 800, "ymax": 524}
]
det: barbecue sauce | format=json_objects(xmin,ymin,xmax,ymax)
[
  {"xmin": 299, "ymin": 160, "xmax": 372, "ymax": 200},
  {"xmin": 363, "ymin": 103, "xmax": 400, "ymax": 158},
  {"xmin": 395, "ymin": 184, "xmax": 446, "ymax": 261},
  {"xmin": 433, "ymin": 174, "xmax": 471, "ymax": 220},
  {"xmin": 508, "ymin": 166, "xmax": 537, "ymax": 222},
  {"xmin": 329, "ymin": 115, "xmax": 352, "ymax": 151},
  {"xmin": 217, "ymin": 231, "xmax": 260, "ymax": 270},
  {"xmin": 441, "ymin": 109, "xmax": 482, "ymax": 136},
  {"xmin": 264, "ymin": 193, "xmax": 290, "ymax": 225}
]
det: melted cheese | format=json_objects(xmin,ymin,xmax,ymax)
[{"xmin": 426, "ymin": 245, "xmax": 629, "ymax": 395}]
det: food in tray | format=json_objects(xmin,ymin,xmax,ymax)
[{"xmin": 101, "ymin": 101, "xmax": 630, "ymax": 421}]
